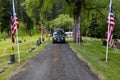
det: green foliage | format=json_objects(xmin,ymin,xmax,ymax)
[
  {"xmin": 0, "ymin": 0, "xmax": 10, "ymax": 34},
  {"xmin": 50, "ymin": 14, "xmax": 73, "ymax": 31},
  {"xmin": 80, "ymin": 0, "xmax": 120, "ymax": 38},
  {"xmin": 0, "ymin": 0, "xmax": 120, "ymax": 38},
  {"xmin": 62, "ymin": 1, "xmax": 76, "ymax": 16},
  {"xmin": 88, "ymin": 14, "xmax": 98, "ymax": 36},
  {"xmin": 24, "ymin": 0, "xmax": 61, "ymax": 25}
]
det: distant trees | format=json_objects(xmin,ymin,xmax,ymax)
[
  {"xmin": 0, "ymin": 0, "xmax": 34, "ymax": 35},
  {"xmin": 24, "ymin": 0, "xmax": 64, "ymax": 24},
  {"xmin": 15, "ymin": 0, "xmax": 34, "ymax": 33},
  {"xmin": 80, "ymin": 0, "xmax": 120, "ymax": 39},
  {"xmin": 0, "ymin": 0, "xmax": 10, "ymax": 34},
  {"xmin": 0, "ymin": 0, "xmax": 120, "ymax": 39},
  {"xmin": 50, "ymin": 14, "xmax": 73, "ymax": 31}
]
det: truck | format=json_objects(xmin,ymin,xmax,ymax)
[{"xmin": 52, "ymin": 28, "xmax": 66, "ymax": 43}]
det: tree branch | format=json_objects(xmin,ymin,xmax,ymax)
[
  {"xmin": 95, "ymin": 9, "xmax": 105, "ymax": 17},
  {"xmin": 66, "ymin": 0, "xmax": 70, "ymax": 4},
  {"xmin": 82, "ymin": 0, "xmax": 96, "ymax": 10}
]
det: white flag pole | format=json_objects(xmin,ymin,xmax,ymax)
[
  {"xmin": 16, "ymin": 28, "xmax": 21, "ymax": 63},
  {"xmin": 106, "ymin": 33, "xmax": 109, "ymax": 62},
  {"xmin": 12, "ymin": 0, "xmax": 20, "ymax": 63},
  {"xmin": 106, "ymin": 0, "xmax": 112, "ymax": 62}
]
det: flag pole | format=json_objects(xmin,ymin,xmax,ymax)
[
  {"xmin": 16, "ymin": 28, "xmax": 20, "ymax": 63},
  {"xmin": 106, "ymin": 0, "xmax": 112, "ymax": 62},
  {"xmin": 106, "ymin": 31, "xmax": 109, "ymax": 62},
  {"xmin": 12, "ymin": 0, "xmax": 20, "ymax": 63},
  {"xmin": 106, "ymin": 18, "xmax": 110, "ymax": 62}
]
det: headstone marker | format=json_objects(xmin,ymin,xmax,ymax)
[{"xmin": 0, "ymin": 69, "xmax": 5, "ymax": 74}]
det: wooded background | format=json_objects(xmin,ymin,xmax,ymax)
[{"xmin": 0, "ymin": 0, "xmax": 120, "ymax": 39}]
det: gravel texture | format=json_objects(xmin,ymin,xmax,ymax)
[{"xmin": 10, "ymin": 43, "xmax": 99, "ymax": 80}]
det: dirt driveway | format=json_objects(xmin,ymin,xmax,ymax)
[{"xmin": 10, "ymin": 43, "xmax": 99, "ymax": 80}]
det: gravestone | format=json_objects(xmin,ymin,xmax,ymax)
[
  {"xmin": 28, "ymin": 47, "xmax": 36, "ymax": 52},
  {"xmin": 42, "ymin": 38, "xmax": 44, "ymax": 41},
  {"xmin": 116, "ymin": 43, "xmax": 120, "ymax": 49},
  {"xmin": 31, "ymin": 47, "xmax": 35, "ymax": 50},
  {"xmin": 39, "ymin": 38, "xmax": 41, "ymax": 44},
  {"xmin": 18, "ymin": 40, "xmax": 22, "ymax": 43},
  {"xmin": 0, "ymin": 69, "xmax": 5, "ymax": 74},
  {"xmin": 36, "ymin": 40, "xmax": 40, "ymax": 46},
  {"xmin": 8, "ymin": 54, "xmax": 15, "ymax": 64},
  {"xmin": 102, "ymin": 40, "xmax": 107, "ymax": 46}
]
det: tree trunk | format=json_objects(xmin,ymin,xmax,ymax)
[
  {"xmin": 73, "ymin": 16, "xmax": 78, "ymax": 42},
  {"xmin": 72, "ymin": 1, "xmax": 82, "ymax": 43}
]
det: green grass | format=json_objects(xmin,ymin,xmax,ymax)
[
  {"xmin": 0, "ymin": 35, "xmax": 51, "ymax": 80},
  {"xmin": 68, "ymin": 37, "xmax": 120, "ymax": 80}
]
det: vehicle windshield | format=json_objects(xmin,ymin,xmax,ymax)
[{"xmin": 53, "ymin": 32, "xmax": 64, "ymax": 37}]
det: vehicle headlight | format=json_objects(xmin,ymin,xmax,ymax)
[
  {"xmin": 61, "ymin": 37, "xmax": 64, "ymax": 40},
  {"xmin": 54, "ymin": 37, "xmax": 56, "ymax": 40}
]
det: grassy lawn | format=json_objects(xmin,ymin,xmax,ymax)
[
  {"xmin": 68, "ymin": 37, "xmax": 120, "ymax": 80},
  {"xmin": 0, "ymin": 35, "xmax": 51, "ymax": 80}
]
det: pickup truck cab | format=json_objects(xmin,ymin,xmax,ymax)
[{"xmin": 52, "ymin": 28, "xmax": 65, "ymax": 43}]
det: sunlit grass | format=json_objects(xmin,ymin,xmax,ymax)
[
  {"xmin": 68, "ymin": 37, "xmax": 120, "ymax": 80},
  {"xmin": 0, "ymin": 35, "xmax": 51, "ymax": 80}
]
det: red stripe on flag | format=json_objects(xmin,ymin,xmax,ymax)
[
  {"xmin": 107, "ymin": 5, "xmax": 115, "ymax": 47},
  {"xmin": 10, "ymin": 3, "xmax": 19, "ymax": 50}
]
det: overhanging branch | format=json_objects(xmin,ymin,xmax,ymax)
[{"xmin": 82, "ymin": 0, "xmax": 96, "ymax": 10}]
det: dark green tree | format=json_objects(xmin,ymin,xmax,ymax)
[
  {"xmin": 65, "ymin": 0, "xmax": 82, "ymax": 42},
  {"xmin": 0, "ymin": 0, "xmax": 10, "ymax": 34},
  {"xmin": 88, "ymin": 13, "xmax": 99, "ymax": 37}
]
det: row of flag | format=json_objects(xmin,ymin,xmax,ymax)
[
  {"xmin": 10, "ymin": 0, "xmax": 114, "ymax": 62},
  {"xmin": 41, "ymin": 22, "xmax": 50, "ymax": 41},
  {"xmin": 75, "ymin": 0, "xmax": 115, "ymax": 47},
  {"xmin": 74, "ymin": 0, "xmax": 115, "ymax": 62},
  {"xmin": 10, "ymin": 0, "xmax": 48, "ymax": 50},
  {"xmin": 10, "ymin": 0, "xmax": 47, "ymax": 62},
  {"xmin": 10, "ymin": 0, "xmax": 114, "ymax": 48}
]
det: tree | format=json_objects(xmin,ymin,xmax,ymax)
[
  {"xmin": 0, "ymin": 0, "xmax": 10, "ymax": 34},
  {"xmin": 65, "ymin": 0, "xmax": 82, "ymax": 42},
  {"xmin": 88, "ymin": 13, "xmax": 99, "ymax": 37},
  {"xmin": 1, "ymin": 0, "xmax": 120, "ymax": 39},
  {"xmin": 50, "ymin": 14, "xmax": 73, "ymax": 31}
]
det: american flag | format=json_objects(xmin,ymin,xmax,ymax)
[
  {"xmin": 45, "ymin": 25, "xmax": 49, "ymax": 38},
  {"xmin": 10, "ymin": 0, "xmax": 19, "ymax": 50},
  {"xmin": 107, "ymin": 0, "xmax": 115, "ymax": 47},
  {"xmin": 77, "ymin": 17, "xmax": 80, "ymax": 38},
  {"xmin": 41, "ymin": 24, "xmax": 44, "ymax": 35}
]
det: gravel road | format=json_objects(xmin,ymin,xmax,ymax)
[{"xmin": 10, "ymin": 43, "xmax": 99, "ymax": 80}]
